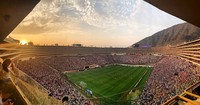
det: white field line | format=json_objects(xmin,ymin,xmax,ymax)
[{"xmin": 91, "ymin": 69, "xmax": 148, "ymax": 100}]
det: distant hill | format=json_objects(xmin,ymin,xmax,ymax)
[{"xmin": 133, "ymin": 23, "xmax": 200, "ymax": 47}]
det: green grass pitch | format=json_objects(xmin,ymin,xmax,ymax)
[{"xmin": 66, "ymin": 65, "xmax": 152, "ymax": 104}]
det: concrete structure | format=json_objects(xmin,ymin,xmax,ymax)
[{"xmin": 145, "ymin": 0, "xmax": 200, "ymax": 27}]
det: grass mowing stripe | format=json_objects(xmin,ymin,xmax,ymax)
[
  {"xmin": 78, "ymin": 66, "xmax": 128, "ymax": 97},
  {"xmin": 119, "ymin": 69, "xmax": 147, "ymax": 101},
  {"xmin": 72, "ymin": 66, "xmax": 128, "ymax": 92},
  {"xmin": 74, "ymin": 66, "xmax": 123, "ymax": 82},
  {"xmin": 102, "ymin": 67, "xmax": 144, "ymax": 95},
  {"xmin": 88, "ymin": 67, "xmax": 144, "ymax": 100},
  {"xmin": 118, "ymin": 68, "xmax": 147, "ymax": 100},
  {"xmin": 137, "ymin": 67, "xmax": 152, "ymax": 90},
  {"xmin": 66, "ymin": 65, "xmax": 152, "ymax": 104},
  {"xmin": 98, "ymin": 67, "xmax": 137, "ymax": 94},
  {"xmin": 68, "ymin": 66, "xmax": 142, "ymax": 96}
]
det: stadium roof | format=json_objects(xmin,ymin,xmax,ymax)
[
  {"xmin": 0, "ymin": 0, "xmax": 40, "ymax": 42},
  {"xmin": 145, "ymin": 0, "xmax": 200, "ymax": 27}
]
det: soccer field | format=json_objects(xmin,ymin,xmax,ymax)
[{"xmin": 66, "ymin": 65, "xmax": 152, "ymax": 104}]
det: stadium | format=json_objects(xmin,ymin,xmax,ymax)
[{"xmin": 0, "ymin": 0, "xmax": 200, "ymax": 105}]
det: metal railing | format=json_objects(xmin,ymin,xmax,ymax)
[{"xmin": 10, "ymin": 67, "xmax": 64, "ymax": 105}]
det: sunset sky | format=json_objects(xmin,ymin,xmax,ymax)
[{"xmin": 9, "ymin": 0, "xmax": 184, "ymax": 47}]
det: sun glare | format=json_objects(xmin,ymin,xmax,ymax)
[{"xmin": 20, "ymin": 40, "xmax": 28, "ymax": 45}]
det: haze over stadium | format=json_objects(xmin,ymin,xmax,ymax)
[{"xmin": 9, "ymin": 0, "xmax": 184, "ymax": 47}]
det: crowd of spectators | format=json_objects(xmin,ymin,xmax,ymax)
[
  {"xmin": 138, "ymin": 56, "xmax": 200, "ymax": 104},
  {"xmin": 39, "ymin": 55, "xmax": 113, "ymax": 72},
  {"xmin": 15, "ymin": 54, "xmax": 161, "ymax": 104},
  {"xmin": 16, "ymin": 59, "xmax": 90, "ymax": 105},
  {"xmin": 40, "ymin": 54, "xmax": 162, "ymax": 73},
  {"xmin": 14, "ymin": 54, "xmax": 199, "ymax": 104}
]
